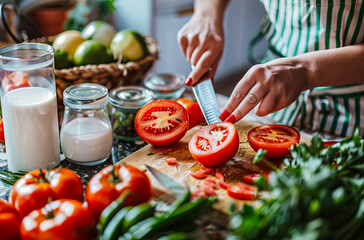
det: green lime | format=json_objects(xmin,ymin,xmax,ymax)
[
  {"xmin": 110, "ymin": 29, "xmax": 148, "ymax": 61},
  {"xmin": 82, "ymin": 20, "xmax": 116, "ymax": 48},
  {"xmin": 54, "ymin": 49, "xmax": 73, "ymax": 69},
  {"xmin": 73, "ymin": 40, "xmax": 113, "ymax": 66}
]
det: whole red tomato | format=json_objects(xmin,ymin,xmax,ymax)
[
  {"xmin": 247, "ymin": 124, "xmax": 301, "ymax": 159},
  {"xmin": 86, "ymin": 164, "xmax": 153, "ymax": 218},
  {"xmin": 0, "ymin": 199, "xmax": 21, "ymax": 240},
  {"xmin": 189, "ymin": 122, "xmax": 240, "ymax": 167},
  {"xmin": 177, "ymin": 98, "xmax": 206, "ymax": 128},
  {"xmin": 10, "ymin": 168, "xmax": 84, "ymax": 217},
  {"xmin": 135, "ymin": 99, "xmax": 189, "ymax": 146},
  {"xmin": 20, "ymin": 199, "xmax": 96, "ymax": 240}
]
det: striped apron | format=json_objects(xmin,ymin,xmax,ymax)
[{"xmin": 252, "ymin": 0, "xmax": 364, "ymax": 137}]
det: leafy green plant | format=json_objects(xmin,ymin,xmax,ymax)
[
  {"xmin": 228, "ymin": 131, "xmax": 364, "ymax": 240},
  {"xmin": 65, "ymin": 0, "xmax": 116, "ymax": 31}
]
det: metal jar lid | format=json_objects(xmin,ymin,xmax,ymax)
[
  {"xmin": 109, "ymin": 86, "xmax": 154, "ymax": 109},
  {"xmin": 63, "ymin": 83, "xmax": 109, "ymax": 110},
  {"xmin": 143, "ymin": 73, "xmax": 185, "ymax": 93}
]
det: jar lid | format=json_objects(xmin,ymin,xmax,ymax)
[
  {"xmin": 63, "ymin": 83, "xmax": 109, "ymax": 110},
  {"xmin": 143, "ymin": 73, "xmax": 185, "ymax": 93},
  {"xmin": 109, "ymin": 86, "xmax": 154, "ymax": 109}
]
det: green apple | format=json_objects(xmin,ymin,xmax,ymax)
[
  {"xmin": 82, "ymin": 20, "xmax": 116, "ymax": 48},
  {"xmin": 110, "ymin": 30, "xmax": 148, "ymax": 62}
]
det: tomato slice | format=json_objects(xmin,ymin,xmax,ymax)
[
  {"xmin": 165, "ymin": 157, "xmax": 177, "ymax": 165},
  {"xmin": 135, "ymin": 100, "xmax": 189, "ymax": 146},
  {"xmin": 247, "ymin": 124, "xmax": 300, "ymax": 159},
  {"xmin": 323, "ymin": 141, "xmax": 339, "ymax": 147},
  {"xmin": 188, "ymin": 122, "xmax": 239, "ymax": 167},
  {"xmin": 227, "ymin": 182, "xmax": 257, "ymax": 201},
  {"xmin": 242, "ymin": 173, "xmax": 269, "ymax": 185}
]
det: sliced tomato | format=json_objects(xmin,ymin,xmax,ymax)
[
  {"xmin": 242, "ymin": 173, "xmax": 269, "ymax": 185},
  {"xmin": 190, "ymin": 165, "xmax": 214, "ymax": 179},
  {"xmin": 0, "ymin": 117, "xmax": 5, "ymax": 143},
  {"xmin": 227, "ymin": 182, "xmax": 257, "ymax": 201},
  {"xmin": 215, "ymin": 172, "xmax": 231, "ymax": 189},
  {"xmin": 323, "ymin": 141, "xmax": 339, "ymax": 147},
  {"xmin": 135, "ymin": 100, "xmax": 189, "ymax": 146},
  {"xmin": 188, "ymin": 122, "xmax": 239, "ymax": 167},
  {"xmin": 165, "ymin": 157, "xmax": 177, "ymax": 165},
  {"xmin": 247, "ymin": 124, "xmax": 300, "ymax": 159},
  {"xmin": 2, "ymin": 71, "xmax": 30, "ymax": 92}
]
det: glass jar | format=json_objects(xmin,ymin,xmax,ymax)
[
  {"xmin": 60, "ymin": 83, "xmax": 113, "ymax": 166},
  {"xmin": 143, "ymin": 73, "xmax": 185, "ymax": 100},
  {"xmin": 0, "ymin": 43, "xmax": 60, "ymax": 172},
  {"xmin": 109, "ymin": 86, "xmax": 153, "ymax": 141}
]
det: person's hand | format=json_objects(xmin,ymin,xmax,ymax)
[
  {"xmin": 177, "ymin": 13, "xmax": 224, "ymax": 86},
  {"xmin": 219, "ymin": 58, "xmax": 309, "ymax": 123}
]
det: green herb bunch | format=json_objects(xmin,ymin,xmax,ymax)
[{"xmin": 228, "ymin": 131, "xmax": 364, "ymax": 240}]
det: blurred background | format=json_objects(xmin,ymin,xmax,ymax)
[{"xmin": 0, "ymin": 0, "xmax": 268, "ymax": 96}]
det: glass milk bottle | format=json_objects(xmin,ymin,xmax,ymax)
[
  {"xmin": 60, "ymin": 83, "xmax": 113, "ymax": 166},
  {"xmin": 0, "ymin": 43, "xmax": 60, "ymax": 172}
]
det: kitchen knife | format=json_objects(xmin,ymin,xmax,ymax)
[
  {"xmin": 145, "ymin": 164, "xmax": 185, "ymax": 197},
  {"xmin": 191, "ymin": 72, "xmax": 221, "ymax": 124}
]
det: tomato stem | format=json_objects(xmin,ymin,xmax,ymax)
[
  {"xmin": 38, "ymin": 169, "xmax": 49, "ymax": 183},
  {"xmin": 110, "ymin": 165, "xmax": 121, "ymax": 183}
]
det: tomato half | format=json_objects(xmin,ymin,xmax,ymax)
[
  {"xmin": 10, "ymin": 168, "xmax": 84, "ymax": 217},
  {"xmin": 188, "ymin": 122, "xmax": 239, "ymax": 167},
  {"xmin": 86, "ymin": 164, "xmax": 153, "ymax": 218},
  {"xmin": 20, "ymin": 199, "xmax": 97, "ymax": 240},
  {"xmin": 177, "ymin": 98, "xmax": 206, "ymax": 128},
  {"xmin": 135, "ymin": 100, "xmax": 189, "ymax": 146},
  {"xmin": 0, "ymin": 200, "xmax": 21, "ymax": 240},
  {"xmin": 247, "ymin": 125, "xmax": 300, "ymax": 159}
]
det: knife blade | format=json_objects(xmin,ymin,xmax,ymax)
[
  {"xmin": 145, "ymin": 164, "xmax": 185, "ymax": 197},
  {"xmin": 192, "ymin": 78, "xmax": 221, "ymax": 124}
]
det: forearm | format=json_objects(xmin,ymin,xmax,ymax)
[
  {"xmin": 194, "ymin": 0, "xmax": 230, "ymax": 24},
  {"xmin": 296, "ymin": 43, "xmax": 364, "ymax": 89}
]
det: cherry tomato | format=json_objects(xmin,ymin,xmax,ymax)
[
  {"xmin": 177, "ymin": 98, "xmax": 206, "ymax": 128},
  {"xmin": 0, "ymin": 200, "xmax": 21, "ymax": 240},
  {"xmin": 0, "ymin": 117, "xmax": 5, "ymax": 143},
  {"xmin": 188, "ymin": 122, "xmax": 239, "ymax": 167},
  {"xmin": 2, "ymin": 71, "xmax": 30, "ymax": 92},
  {"xmin": 20, "ymin": 199, "xmax": 96, "ymax": 240},
  {"xmin": 247, "ymin": 124, "xmax": 301, "ymax": 159},
  {"xmin": 86, "ymin": 164, "xmax": 153, "ymax": 218},
  {"xmin": 135, "ymin": 100, "xmax": 189, "ymax": 146},
  {"xmin": 10, "ymin": 168, "xmax": 84, "ymax": 217}
]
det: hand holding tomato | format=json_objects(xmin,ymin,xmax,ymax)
[
  {"xmin": 135, "ymin": 100, "xmax": 189, "ymax": 146},
  {"xmin": 247, "ymin": 124, "xmax": 300, "ymax": 159},
  {"xmin": 0, "ymin": 200, "xmax": 21, "ymax": 240},
  {"xmin": 10, "ymin": 168, "xmax": 84, "ymax": 217},
  {"xmin": 86, "ymin": 164, "xmax": 152, "ymax": 218},
  {"xmin": 20, "ymin": 199, "xmax": 96, "ymax": 240},
  {"xmin": 189, "ymin": 122, "xmax": 239, "ymax": 167},
  {"xmin": 177, "ymin": 98, "xmax": 206, "ymax": 128}
]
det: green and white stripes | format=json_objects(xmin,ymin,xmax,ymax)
[{"xmin": 259, "ymin": 0, "xmax": 364, "ymax": 137}]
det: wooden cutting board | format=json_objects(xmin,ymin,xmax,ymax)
[{"xmin": 120, "ymin": 120, "xmax": 309, "ymax": 212}]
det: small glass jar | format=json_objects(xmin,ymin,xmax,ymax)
[
  {"xmin": 109, "ymin": 86, "xmax": 153, "ymax": 141},
  {"xmin": 60, "ymin": 83, "xmax": 113, "ymax": 166},
  {"xmin": 143, "ymin": 73, "xmax": 185, "ymax": 100}
]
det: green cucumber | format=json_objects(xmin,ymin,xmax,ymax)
[{"xmin": 121, "ymin": 203, "xmax": 155, "ymax": 234}]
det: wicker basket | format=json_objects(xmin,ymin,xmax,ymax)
[{"xmin": 28, "ymin": 36, "xmax": 159, "ymax": 109}]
